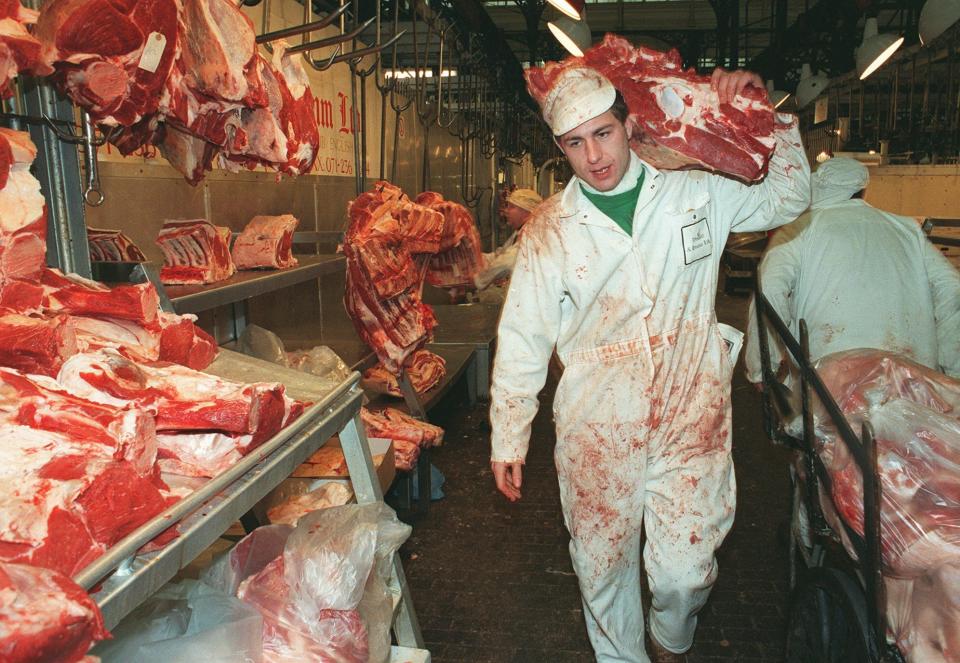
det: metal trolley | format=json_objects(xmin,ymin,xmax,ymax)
[{"xmin": 753, "ymin": 278, "xmax": 905, "ymax": 663}]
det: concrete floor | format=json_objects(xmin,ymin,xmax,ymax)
[{"xmin": 398, "ymin": 289, "xmax": 796, "ymax": 662}]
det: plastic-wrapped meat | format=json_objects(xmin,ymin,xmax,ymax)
[
  {"xmin": 885, "ymin": 563, "xmax": 960, "ymax": 662},
  {"xmin": 157, "ymin": 219, "xmax": 235, "ymax": 285},
  {"xmin": 0, "ymin": 423, "xmax": 172, "ymax": 576},
  {"xmin": 362, "ymin": 349, "xmax": 447, "ymax": 397},
  {"xmin": 0, "ymin": 561, "xmax": 109, "ymax": 662},
  {"xmin": 525, "ymin": 33, "xmax": 776, "ymax": 182},
  {"xmin": 267, "ymin": 482, "xmax": 354, "ymax": 526},
  {"xmin": 232, "ymin": 215, "xmax": 299, "ymax": 270},
  {"xmin": 0, "ymin": 366, "xmax": 157, "ymax": 475},
  {"xmin": 812, "ymin": 350, "xmax": 960, "ymax": 577},
  {"xmin": 87, "ymin": 227, "xmax": 146, "ymax": 262}
]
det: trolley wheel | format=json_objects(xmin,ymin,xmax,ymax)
[{"xmin": 785, "ymin": 567, "xmax": 880, "ymax": 663}]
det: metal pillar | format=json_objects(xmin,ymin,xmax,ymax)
[{"xmin": 20, "ymin": 78, "xmax": 91, "ymax": 277}]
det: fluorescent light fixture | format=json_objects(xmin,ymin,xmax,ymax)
[
  {"xmin": 856, "ymin": 18, "xmax": 904, "ymax": 80},
  {"xmin": 795, "ymin": 63, "xmax": 830, "ymax": 108},
  {"xmin": 919, "ymin": 0, "xmax": 960, "ymax": 45},
  {"xmin": 548, "ymin": 14, "xmax": 592, "ymax": 56},
  {"xmin": 546, "ymin": 0, "xmax": 585, "ymax": 20},
  {"xmin": 765, "ymin": 80, "xmax": 791, "ymax": 109}
]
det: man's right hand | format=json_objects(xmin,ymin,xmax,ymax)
[{"xmin": 492, "ymin": 461, "xmax": 523, "ymax": 502}]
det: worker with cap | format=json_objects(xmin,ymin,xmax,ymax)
[
  {"xmin": 745, "ymin": 156, "xmax": 960, "ymax": 385},
  {"xmin": 488, "ymin": 64, "xmax": 811, "ymax": 663},
  {"xmin": 475, "ymin": 187, "xmax": 543, "ymax": 292}
]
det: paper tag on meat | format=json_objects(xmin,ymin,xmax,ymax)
[
  {"xmin": 717, "ymin": 323, "xmax": 744, "ymax": 368},
  {"xmin": 138, "ymin": 32, "xmax": 167, "ymax": 73}
]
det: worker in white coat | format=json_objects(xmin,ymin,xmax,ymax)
[
  {"xmin": 475, "ymin": 188, "xmax": 543, "ymax": 292},
  {"xmin": 488, "ymin": 66, "xmax": 811, "ymax": 663},
  {"xmin": 744, "ymin": 157, "xmax": 960, "ymax": 385}
]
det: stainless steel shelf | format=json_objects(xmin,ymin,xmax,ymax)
[
  {"xmin": 165, "ymin": 254, "xmax": 345, "ymax": 314},
  {"xmin": 81, "ymin": 351, "xmax": 364, "ymax": 630}
]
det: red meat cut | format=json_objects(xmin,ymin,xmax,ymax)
[
  {"xmin": 232, "ymin": 214, "xmax": 299, "ymax": 270},
  {"xmin": 360, "ymin": 406, "xmax": 444, "ymax": 472},
  {"xmin": 414, "ymin": 192, "xmax": 485, "ymax": 288},
  {"xmin": 0, "ymin": 129, "xmax": 46, "ymax": 285},
  {"xmin": 0, "ymin": 366, "xmax": 157, "ymax": 475},
  {"xmin": 0, "ymin": 311, "xmax": 77, "ymax": 377},
  {"xmin": 0, "ymin": 561, "xmax": 109, "ymax": 663},
  {"xmin": 157, "ymin": 219, "xmax": 236, "ymax": 285},
  {"xmin": 344, "ymin": 182, "xmax": 447, "ymax": 373},
  {"xmin": 362, "ymin": 349, "xmax": 446, "ymax": 397},
  {"xmin": 0, "ymin": 423, "xmax": 171, "ymax": 577},
  {"xmin": 524, "ymin": 34, "xmax": 777, "ymax": 182},
  {"xmin": 87, "ymin": 227, "xmax": 146, "ymax": 262},
  {"xmin": 0, "ymin": 2, "xmax": 53, "ymax": 99},
  {"xmin": 36, "ymin": 0, "xmax": 181, "ymax": 127}
]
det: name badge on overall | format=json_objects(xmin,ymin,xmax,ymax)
[{"xmin": 680, "ymin": 216, "xmax": 712, "ymax": 265}]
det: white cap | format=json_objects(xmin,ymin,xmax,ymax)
[
  {"xmin": 811, "ymin": 157, "xmax": 870, "ymax": 208},
  {"xmin": 541, "ymin": 67, "xmax": 617, "ymax": 136},
  {"xmin": 506, "ymin": 188, "xmax": 543, "ymax": 212}
]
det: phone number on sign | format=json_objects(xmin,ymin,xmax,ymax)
[{"xmin": 316, "ymin": 157, "xmax": 354, "ymax": 175}]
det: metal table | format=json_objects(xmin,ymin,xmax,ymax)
[
  {"xmin": 77, "ymin": 351, "xmax": 364, "ymax": 630},
  {"xmin": 165, "ymin": 254, "xmax": 345, "ymax": 314},
  {"xmin": 428, "ymin": 304, "xmax": 501, "ymax": 400}
]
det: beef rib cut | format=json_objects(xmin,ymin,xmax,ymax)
[
  {"xmin": 524, "ymin": 33, "xmax": 777, "ymax": 182},
  {"xmin": 87, "ymin": 227, "xmax": 146, "ymax": 262},
  {"xmin": 362, "ymin": 349, "xmax": 446, "ymax": 397},
  {"xmin": 414, "ymin": 192, "xmax": 485, "ymax": 288},
  {"xmin": 157, "ymin": 218, "xmax": 236, "ymax": 285},
  {"xmin": 232, "ymin": 214, "xmax": 299, "ymax": 270}
]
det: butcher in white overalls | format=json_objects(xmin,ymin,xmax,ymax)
[{"xmin": 488, "ymin": 67, "xmax": 811, "ymax": 662}]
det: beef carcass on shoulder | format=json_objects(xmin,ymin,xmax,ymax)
[
  {"xmin": 232, "ymin": 214, "xmax": 299, "ymax": 270},
  {"xmin": 87, "ymin": 227, "xmax": 146, "ymax": 262},
  {"xmin": 157, "ymin": 218, "xmax": 236, "ymax": 285},
  {"xmin": 414, "ymin": 192, "xmax": 485, "ymax": 288},
  {"xmin": 0, "ymin": 561, "xmax": 109, "ymax": 663},
  {"xmin": 525, "ymin": 34, "xmax": 777, "ymax": 182}
]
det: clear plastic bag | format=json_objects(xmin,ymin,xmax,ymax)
[
  {"xmin": 808, "ymin": 351, "xmax": 960, "ymax": 577},
  {"xmin": 94, "ymin": 580, "xmax": 263, "ymax": 663},
  {"xmin": 884, "ymin": 564, "xmax": 960, "ymax": 663},
  {"xmin": 205, "ymin": 503, "xmax": 411, "ymax": 663},
  {"xmin": 286, "ymin": 346, "xmax": 351, "ymax": 382},
  {"xmin": 238, "ymin": 325, "xmax": 288, "ymax": 366}
]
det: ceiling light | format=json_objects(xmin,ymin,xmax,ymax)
[
  {"xmin": 919, "ymin": 0, "xmax": 960, "ymax": 45},
  {"xmin": 548, "ymin": 14, "xmax": 592, "ymax": 57},
  {"xmin": 856, "ymin": 17, "xmax": 904, "ymax": 80},
  {"xmin": 795, "ymin": 63, "xmax": 829, "ymax": 109},
  {"xmin": 546, "ymin": 0, "xmax": 585, "ymax": 20},
  {"xmin": 765, "ymin": 80, "xmax": 791, "ymax": 109}
]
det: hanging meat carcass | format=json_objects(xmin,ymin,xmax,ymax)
[
  {"xmin": 362, "ymin": 349, "xmax": 447, "ymax": 397},
  {"xmin": 414, "ymin": 192, "xmax": 485, "ymax": 289},
  {"xmin": 525, "ymin": 34, "xmax": 777, "ymax": 182},
  {"xmin": 344, "ymin": 182, "xmax": 445, "ymax": 373},
  {"xmin": 0, "ymin": 1, "xmax": 53, "ymax": 99}
]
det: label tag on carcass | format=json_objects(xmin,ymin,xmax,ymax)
[
  {"xmin": 138, "ymin": 32, "xmax": 167, "ymax": 73},
  {"xmin": 681, "ymin": 217, "xmax": 712, "ymax": 265}
]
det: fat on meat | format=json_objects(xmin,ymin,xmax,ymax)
[
  {"xmin": 0, "ymin": 2, "xmax": 53, "ymax": 99},
  {"xmin": 0, "ymin": 129, "xmax": 46, "ymax": 284},
  {"xmin": 0, "ymin": 561, "xmax": 109, "ymax": 663},
  {"xmin": 0, "ymin": 366, "xmax": 157, "ymax": 475},
  {"xmin": 232, "ymin": 214, "xmax": 299, "ymax": 270},
  {"xmin": 157, "ymin": 218, "xmax": 236, "ymax": 285},
  {"xmin": 525, "ymin": 33, "xmax": 777, "ymax": 182},
  {"xmin": 0, "ymin": 423, "xmax": 172, "ymax": 577}
]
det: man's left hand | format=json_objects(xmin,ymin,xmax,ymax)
[{"xmin": 711, "ymin": 68, "xmax": 765, "ymax": 105}]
